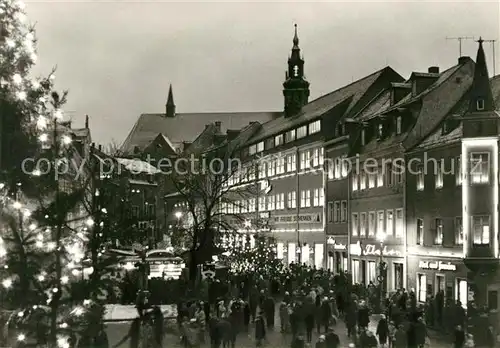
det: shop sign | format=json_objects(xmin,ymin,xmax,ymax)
[
  {"xmin": 334, "ymin": 243, "xmax": 347, "ymax": 251},
  {"xmin": 273, "ymin": 213, "xmax": 322, "ymax": 224},
  {"xmin": 349, "ymin": 242, "xmax": 402, "ymax": 257},
  {"xmin": 419, "ymin": 260, "xmax": 457, "ymax": 271},
  {"xmin": 326, "ymin": 237, "xmax": 347, "ymax": 250}
]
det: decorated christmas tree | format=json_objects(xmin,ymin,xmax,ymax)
[{"xmin": 0, "ymin": 1, "xmax": 108, "ymax": 346}]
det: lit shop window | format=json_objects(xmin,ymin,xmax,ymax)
[
  {"xmin": 417, "ymin": 273, "xmax": 427, "ymax": 302},
  {"xmin": 352, "ymin": 213, "xmax": 359, "ymax": 236},
  {"xmin": 435, "ymin": 161, "xmax": 443, "ymax": 189},
  {"xmin": 472, "ymin": 215, "xmax": 490, "ymax": 245},
  {"xmin": 455, "ymin": 217, "xmax": 463, "ymax": 245},
  {"xmin": 470, "ymin": 152, "xmax": 490, "ymax": 184},
  {"xmin": 434, "ymin": 218, "xmax": 443, "ymax": 245}
]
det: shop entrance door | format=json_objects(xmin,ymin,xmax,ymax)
[{"xmin": 435, "ymin": 275, "xmax": 445, "ymax": 294}]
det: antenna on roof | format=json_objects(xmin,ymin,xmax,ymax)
[
  {"xmin": 446, "ymin": 36, "xmax": 475, "ymax": 57},
  {"xmin": 482, "ymin": 39, "xmax": 497, "ymax": 76}
]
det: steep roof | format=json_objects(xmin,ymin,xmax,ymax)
[
  {"xmin": 414, "ymin": 74, "xmax": 500, "ymax": 151},
  {"xmin": 402, "ymin": 59, "xmax": 475, "ymax": 150},
  {"xmin": 120, "ymin": 111, "xmax": 281, "ymax": 156},
  {"xmin": 245, "ymin": 66, "xmax": 402, "ymax": 144}
]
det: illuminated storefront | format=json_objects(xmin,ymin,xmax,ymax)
[
  {"xmin": 349, "ymin": 241, "xmax": 404, "ymax": 291},
  {"xmin": 407, "ymin": 255, "xmax": 468, "ymax": 308}
]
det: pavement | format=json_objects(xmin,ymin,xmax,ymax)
[{"xmin": 106, "ymin": 312, "xmax": 452, "ymax": 347}]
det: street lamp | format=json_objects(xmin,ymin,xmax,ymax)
[
  {"xmin": 377, "ymin": 232, "xmax": 387, "ymax": 312},
  {"xmin": 175, "ymin": 211, "xmax": 183, "ymax": 220}
]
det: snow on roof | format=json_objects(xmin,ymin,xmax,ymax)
[{"xmin": 115, "ymin": 157, "xmax": 161, "ymax": 175}]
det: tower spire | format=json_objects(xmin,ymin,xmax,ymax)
[
  {"xmin": 468, "ymin": 37, "xmax": 495, "ymax": 113},
  {"xmin": 293, "ymin": 23, "xmax": 299, "ymax": 48},
  {"xmin": 283, "ymin": 24, "xmax": 310, "ymax": 118},
  {"xmin": 166, "ymin": 84, "xmax": 176, "ymax": 118}
]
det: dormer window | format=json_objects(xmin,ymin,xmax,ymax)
[
  {"xmin": 378, "ymin": 123, "xmax": 384, "ymax": 139},
  {"xmin": 396, "ymin": 117, "xmax": 402, "ymax": 135},
  {"xmin": 442, "ymin": 121, "xmax": 449, "ymax": 135},
  {"xmin": 477, "ymin": 99, "xmax": 485, "ymax": 111},
  {"xmin": 361, "ymin": 129, "xmax": 366, "ymax": 146}
]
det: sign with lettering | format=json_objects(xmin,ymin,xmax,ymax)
[
  {"xmin": 273, "ymin": 213, "xmax": 322, "ymax": 224},
  {"xmin": 419, "ymin": 261, "xmax": 457, "ymax": 271},
  {"xmin": 334, "ymin": 243, "xmax": 347, "ymax": 250},
  {"xmin": 349, "ymin": 241, "xmax": 402, "ymax": 257}
]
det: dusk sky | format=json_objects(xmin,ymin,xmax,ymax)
[{"xmin": 25, "ymin": 1, "xmax": 499, "ymax": 146}]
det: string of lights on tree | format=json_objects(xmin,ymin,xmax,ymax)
[{"xmin": 0, "ymin": 1, "xmax": 106, "ymax": 346}]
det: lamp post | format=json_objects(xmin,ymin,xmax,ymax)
[{"xmin": 377, "ymin": 232, "xmax": 387, "ymax": 313}]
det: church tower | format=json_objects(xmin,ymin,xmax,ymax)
[
  {"xmin": 166, "ymin": 84, "xmax": 176, "ymax": 118},
  {"xmin": 283, "ymin": 24, "xmax": 310, "ymax": 118}
]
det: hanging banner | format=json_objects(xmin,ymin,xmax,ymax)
[{"xmin": 273, "ymin": 213, "xmax": 322, "ymax": 224}]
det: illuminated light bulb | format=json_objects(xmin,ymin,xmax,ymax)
[
  {"xmin": 35, "ymin": 240, "xmax": 43, "ymax": 248},
  {"xmin": 52, "ymin": 287, "xmax": 58, "ymax": 293},
  {"xmin": 39, "ymin": 96, "xmax": 46, "ymax": 103},
  {"xmin": 16, "ymin": 12, "xmax": 26, "ymax": 23},
  {"xmin": 23, "ymin": 210, "xmax": 31, "ymax": 217},
  {"xmin": 71, "ymin": 269, "xmax": 79, "ymax": 276},
  {"xmin": 32, "ymin": 305, "xmax": 38, "ymax": 309},
  {"xmin": 83, "ymin": 299, "xmax": 91, "ymax": 306},
  {"xmin": 36, "ymin": 233, "xmax": 43, "ymax": 241},
  {"xmin": 61, "ymin": 276, "xmax": 69, "ymax": 284},
  {"xmin": 16, "ymin": 91, "xmax": 26, "ymax": 100},
  {"xmin": 30, "ymin": 53, "xmax": 37, "ymax": 62},
  {"xmin": 54, "ymin": 109, "xmax": 63, "ymax": 120},
  {"xmin": 12, "ymin": 74, "xmax": 22, "ymax": 85},
  {"xmin": 0, "ymin": 248, "xmax": 6, "ymax": 257},
  {"xmin": 0, "ymin": 183, "xmax": 4, "ymax": 189},
  {"xmin": 101, "ymin": 208, "xmax": 107, "ymax": 213},
  {"xmin": 37, "ymin": 275, "xmax": 45, "ymax": 281},
  {"xmin": 85, "ymin": 218, "xmax": 94, "ymax": 227},
  {"xmin": 6, "ymin": 39, "xmax": 15, "ymax": 48},
  {"xmin": 32, "ymin": 169, "xmax": 41, "ymax": 176},
  {"xmin": 17, "ymin": 333, "xmax": 26, "ymax": 342},
  {"xmin": 17, "ymin": 311, "xmax": 24, "ymax": 317},
  {"xmin": 29, "ymin": 223, "xmax": 36, "ymax": 231},
  {"xmin": 47, "ymin": 242, "xmax": 56, "ymax": 251},
  {"xmin": 60, "ymin": 322, "xmax": 68, "ymax": 329},
  {"xmin": 39, "ymin": 133, "xmax": 48, "ymax": 142},
  {"xmin": 12, "ymin": 201, "xmax": 22, "ymax": 209},
  {"xmin": 62, "ymin": 135, "xmax": 72, "ymax": 145},
  {"xmin": 49, "ymin": 74, "xmax": 55, "ymax": 80},
  {"xmin": 2, "ymin": 278, "xmax": 12, "ymax": 288}
]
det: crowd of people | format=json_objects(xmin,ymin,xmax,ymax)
[{"xmin": 172, "ymin": 262, "xmax": 491, "ymax": 347}]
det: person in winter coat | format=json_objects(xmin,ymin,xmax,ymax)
[
  {"xmin": 454, "ymin": 325, "xmax": 466, "ymax": 348},
  {"xmin": 254, "ymin": 311, "xmax": 266, "ymax": 347},
  {"xmin": 194, "ymin": 305, "xmax": 206, "ymax": 344},
  {"xmin": 263, "ymin": 295, "xmax": 275, "ymax": 329},
  {"xmin": 345, "ymin": 306, "xmax": 357, "ymax": 338},
  {"xmin": 376, "ymin": 315, "xmax": 389, "ymax": 347},
  {"xmin": 357, "ymin": 303, "xmax": 370, "ymax": 330},
  {"xmin": 279, "ymin": 302, "xmax": 290, "ymax": 333},
  {"xmin": 152, "ymin": 306, "xmax": 164, "ymax": 347},
  {"xmin": 320, "ymin": 297, "xmax": 332, "ymax": 333},
  {"xmin": 304, "ymin": 298, "xmax": 315, "ymax": 343},
  {"xmin": 365, "ymin": 331, "xmax": 379, "ymax": 348},
  {"xmin": 290, "ymin": 305, "xmax": 299, "ymax": 338},
  {"xmin": 394, "ymin": 325, "xmax": 407, "ymax": 348}
]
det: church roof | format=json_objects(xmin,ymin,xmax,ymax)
[{"xmin": 119, "ymin": 111, "xmax": 281, "ymax": 156}]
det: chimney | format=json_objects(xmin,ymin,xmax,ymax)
[
  {"xmin": 428, "ymin": 66, "xmax": 440, "ymax": 74},
  {"xmin": 458, "ymin": 56, "xmax": 470, "ymax": 65},
  {"xmin": 214, "ymin": 121, "xmax": 222, "ymax": 133},
  {"xmin": 98, "ymin": 144, "xmax": 102, "ymax": 152},
  {"xmin": 85, "ymin": 115, "xmax": 89, "ymax": 129}
]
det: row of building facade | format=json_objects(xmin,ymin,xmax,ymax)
[{"xmin": 118, "ymin": 29, "xmax": 500, "ymax": 323}]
